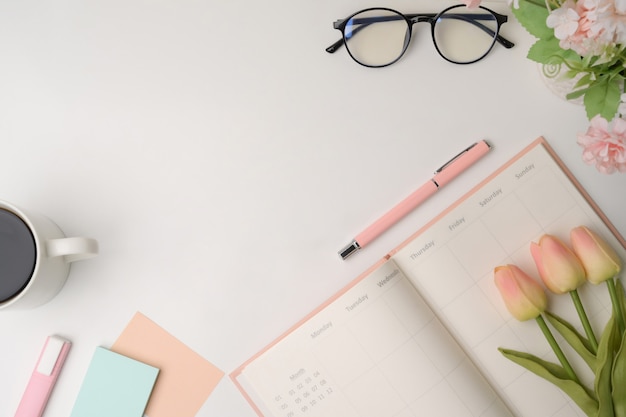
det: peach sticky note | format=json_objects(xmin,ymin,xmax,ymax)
[{"xmin": 112, "ymin": 312, "xmax": 224, "ymax": 417}]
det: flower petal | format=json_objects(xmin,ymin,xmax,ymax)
[
  {"xmin": 571, "ymin": 226, "xmax": 622, "ymax": 284},
  {"xmin": 494, "ymin": 265, "xmax": 547, "ymax": 321},
  {"xmin": 531, "ymin": 235, "xmax": 586, "ymax": 294}
]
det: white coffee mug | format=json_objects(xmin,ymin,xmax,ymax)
[{"xmin": 0, "ymin": 200, "xmax": 98, "ymax": 310}]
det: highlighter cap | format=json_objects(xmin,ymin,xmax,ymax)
[{"xmin": 14, "ymin": 335, "xmax": 71, "ymax": 417}]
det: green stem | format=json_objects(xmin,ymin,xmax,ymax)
[
  {"xmin": 606, "ymin": 278, "xmax": 625, "ymax": 334},
  {"xmin": 543, "ymin": 0, "xmax": 557, "ymax": 10},
  {"xmin": 569, "ymin": 289, "xmax": 598, "ymax": 354},
  {"xmin": 536, "ymin": 315, "xmax": 580, "ymax": 383},
  {"xmin": 519, "ymin": 0, "xmax": 549, "ymax": 9}
]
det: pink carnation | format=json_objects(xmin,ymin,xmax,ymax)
[
  {"xmin": 577, "ymin": 115, "xmax": 626, "ymax": 174},
  {"xmin": 547, "ymin": 0, "xmax": 626, "ymax": 56},
  {"xmin": 547, "ymin": 0, "xmax": 601, "ymax": 56}
]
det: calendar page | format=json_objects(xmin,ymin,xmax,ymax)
[
  {"xmin": 234, "ymin": 261, "xmax": 512, "ymax": 417},
  {"xmin": 391, "ymin": 139, "xmax": 626, "ymax": 417},
  {"xmin": 232, "ymin": 138, "xmax": 626, "ymax": 417}
]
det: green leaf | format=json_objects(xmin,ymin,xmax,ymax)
[
  {"xmin": 513, "ymin": 0, "xmax": 552, "ymax": 39},
  {"xmin": 614, "ymin": 281, "xmax": 626, "ymax": 417},
  {"xmin": 499, "ymin": 347, "xmax": 598, "ymax": 416},
  {"xmin": 584, "ymin": 76, "xmax": 622, "ymax": 120},
  {"xmin": 616, "ymin": 280, "xmax": 626, "ymax": 329},
  {"xmin": 515, "ymin": 0, "xmax": 582, "ymax": 65},
  {"xmin": 613, "ymin": 329, "xmax": 626, "ymax": 417},
  {"xmin": 545, "ymin": 311, "xmax": 597, "ymax": 370},
  {"xmin": 527, "ymin": 38, "xmax": 562, "ymax": 64},
  {"xmin": 528, "ymin": 38, "xmax": 582, "ymax": 65},
  {"xmin": 567, "ymin": 88, "xmax": 589, "ymax": 100},
  {"xmin": 561, "ymin": 48, "xmax": 584, "ymax": 62},
  {"xmin": 596, "ymin": 317, "xmax": 618, "ymax": 417},
  {"xmin": 573, "ymin": 73, "xmax": 593, "ymax": 90},
  {"xmin": 565, "ymin": 68, "xmax": 581, "ymax": 80}
]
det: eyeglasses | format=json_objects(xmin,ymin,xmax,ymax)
[{"xmin": 326, "ymin": 4, "xmax": 514, "ymax": 67}]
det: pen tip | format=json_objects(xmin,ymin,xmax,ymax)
[{"xmin": 339, "ymin": 241, "xmax": 360, "ymax": 260}]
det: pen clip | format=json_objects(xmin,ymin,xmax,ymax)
[{"xmin": 434, "ymin": 142, "xmax": 479, "ymax": 174}]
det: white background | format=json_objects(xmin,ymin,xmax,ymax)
[{"xmin": 0, "ymin": 0, "xmax": 624, "ymax": 416}]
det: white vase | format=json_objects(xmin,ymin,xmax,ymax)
[{"xmin": 537, "ymin": 62, "xmax": 584, "ymax": 105}]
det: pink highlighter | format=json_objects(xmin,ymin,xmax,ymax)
[{"xmin": 14, "ymin": 336, "xmax": 71, "ymax": 417}]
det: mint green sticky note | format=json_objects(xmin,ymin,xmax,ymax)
[{"xmin": 70, "ymin": 347, "xmax": 159, "ymax": 417}]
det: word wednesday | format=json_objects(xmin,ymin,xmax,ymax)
[{"xmin": 377, "ymin": 269, "xmax": 399, "ymax": 287}]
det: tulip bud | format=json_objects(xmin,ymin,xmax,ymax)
[
  {"xmin": 530, "ymin": 235, "xmax": 586, "ymax": 294},
  {"xmin": 570, "ymin": 226, "xmax": 622, "ymax": 284},
  {"xmin": 494, "ymin": 265, "xmax": 547, "ymax": 321}
]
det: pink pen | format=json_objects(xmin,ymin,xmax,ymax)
[
  {"xmin": 14, "ymin": 336, "xmax": 71, "ymax": 417},
  {"xmin": 339, "ymin": 140, "xmax": 491, "ymax": 260}
]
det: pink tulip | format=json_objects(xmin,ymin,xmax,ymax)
[
  {"xmin": 494, "ymin": 265, "xmax": 547, "ymax": 321},
  {"xmin": 570, "ymin": 226, "xmax": 622, "ymax": 284},
  {"xmin": 530, "ymin": 235, "xmax": 586, "ymax": 294}
]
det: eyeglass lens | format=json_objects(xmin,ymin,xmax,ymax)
[
  {"xmin": 342, "ymin": 5, "xmax": 500, "ymax": 67},
  {"xmin": 343, "ymin": 9, "xmax": 409, "ymax": 67},
  {"xmin": 434, "ymin": 6, "xmax": 498, "ymax": 64}
]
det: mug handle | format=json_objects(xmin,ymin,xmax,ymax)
[{"xmin": 46, "ymin": 237, "xmax": 99, "ymax": 263}]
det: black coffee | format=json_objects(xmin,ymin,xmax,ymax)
[{"xmin": 0, "ymin": 208, "xmax": 37, "ymax": 303}]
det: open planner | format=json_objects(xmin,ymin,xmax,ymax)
[{"xmin": 231, "ymin": 138, "xmax": 626, "ymax": 417}]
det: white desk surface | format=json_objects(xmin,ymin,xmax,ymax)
[{"xmin": 1, "ymin": 0, "xmax": 624, "ymax": 415}]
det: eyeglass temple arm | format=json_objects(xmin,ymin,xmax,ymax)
[
  {"xmin": 325, "ymin": 15, "xmax": 408, "ymax": 54},
  {"xmin": 325, "ymin": 13, "xmax": 514, "ymax": 54},
  {"xmin": 325, "ymin": 15, "xmax": 407, "ymax": 53}
]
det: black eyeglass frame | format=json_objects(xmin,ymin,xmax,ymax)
[{"xmin": 326, "ymin": 4, "xmax": 515, "ymax": 68}]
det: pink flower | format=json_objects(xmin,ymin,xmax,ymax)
[
  {"xmin": 461, "ymin": 0, "xmax": 519, "ymax": 8},
  {"xmin": 588, "ymin": 0, "xmax": 626, "ymax": 46},
  {"xmin": 570, "ymin": 226, "xmax": 622, "ymax": 284},
  {"xmin": 547, "ymin": 0, "xmax": 604, "ymax": 56},
  {"xmin": 461, "ymin": 0, "xmax": 518, "ymax": 7},
  {"xmin": 577, "ymin": 115, "xmax": 626, "ymax": 174},
  {"xmin": 494, "ymin": 265, "xmax": 547, "ymax": 321},
  {"xmin": 544, "ymin": 0, "xmax": 626, "ymax": 57},
  {"xmin": 531, "ymin": 235, "xmax": 587, "ymax": 294},
  {"xmin": 461, "ymin": 0, "xmax": 482, "ymax": 8},
  {"xmin": 547, "ymin": 1, "xmax": 581, "ymax": 40}
]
